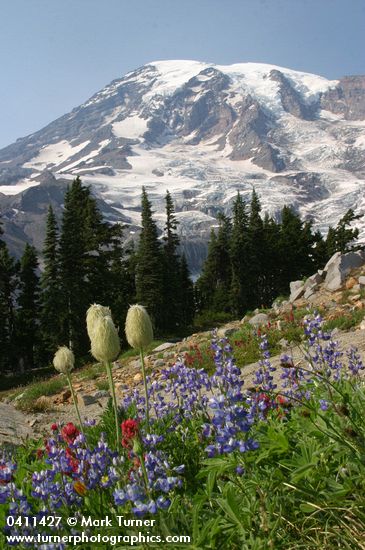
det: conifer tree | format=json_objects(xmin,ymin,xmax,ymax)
[
  {"xmin": 16, "ymin": 244, "xmax": 40, "ymax": 370},
  {"xmin": 213, "ymin": 213, "xmax": 232, "ymax": 311},
  {"xmin": 0, "ymin": 244, "xmax": 18, "ymax": 372},
  {"xmin": 246, "ymin": 189, "xmax": 264, "ymax": 307},
  {"xmin": 40, "ymin": 205, "xmax": 62, "ymax": 361},
  {"xmin": 277, "ymin": 206, "xmax": 317, "ymax": 295},
  {"xmin": 325, "ymin": 209, "xmax": 362, "ymax": 258},
  {"xmin": 196, "ymin": 214, "xmax": 232, "ymax": 313},
  {"xmin": 161, "ymin": 191, "xmax": 181, "ymax": 331},
  {"xmin": 135, "ymin": 187, "xmax": 164, "ymax": 329},
  {"xmin": 58, "ymin": 177, "xmax": 109, "ymax": 355},
  {"xmin": 261, "ymin": 213, "xmax": 281, "ymax": 306},
  {"xmin": 229, "ymin": 192, "xmax": 249, "ymax": 315},
  {"xmin": 105, "ymin": 223, "xmax": 136, "ymax": 343}
]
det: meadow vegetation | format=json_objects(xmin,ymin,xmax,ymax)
[{"xmin": 1, "ymin": 314, "xmax": 365, "ymax": 549}]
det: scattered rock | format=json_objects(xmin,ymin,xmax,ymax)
[
  {"xmin": 152, "ymin": 342, "xmax": 176, "ymax": 352},
  {"xmin": 279, "ymin": 338, "xmax": 289, "ymax": 348},
  {"xmin": 358, "ymin": 276, "xmax": 365, "ymax": 288},
  {"xmin": 290, "ymin": 280, "xmax": 304, "ymax": 294},
  {"xmin": 350, "ymin": 294, "xmax": 361, "ymax": 302},
  {"xmin": 217, "ymin": 327, "xmax": 237, "ymax": 338},
  {"xmin": 61, "ymin": 389, "xmax": 71, "ymax": 403},
  {"xmin": 249, "ymin": 313, "xmax": 269, "ymax": 327},
  {"xmin": 359, "ymin": 320, "xmax": 365, "ymax": 330},
  {"xmin": 290, "ymin": 285, "xmax": 305, "ymax": 303},
  {"xmin": 324, "ymin": 251, "xmax": 365, "ymax": 291},
  {"xmin": 112, "ymin": 361, "xmax": 122, "ymax": 369},
  {"xmin": 78, "ymin": 394, "xmax": 98, "ymax": 406},
  {"xmin": 29, "ymin": 418, "xmax": 38, "ymax": 427},
  {"xmin": 153, "ymin": 359, "xmax": 165, "ymax": 368},
  {"xmin": 303, "ymin": 284, "xmax": 317, "ymax": 300},
  {"xmin": 14, "ymin": 393, "xmax": 25, "ymax": 402},
  {"xmin": 353, "ymin": 301, "xmax": 364, "ymax": 310},
  {"xmin": 133, "ymin": 373, "xmax": 143, "ymax": 383},
  {"xmin": 93, "ymin": 390, "xmax": 110, "ymax": 399},
  {"xmin": 346, "ymin": 277, "xmax": 358, "ymax": 289},
  {"xmin": 304, "ymin": 272, "xmax": 323, "ymax": 288}
]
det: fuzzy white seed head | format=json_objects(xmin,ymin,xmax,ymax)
[
  {"xmin": 90, "ymin": 315, "xmax": 121, "ymax": 363},
  {"xmin": 125, "ymin": 304, "xmax": 153, "ymax": 350},
  {"xmin": 86, "ymin": 303, "xmax": 112, "ymax": 341},
  {"xmin": 53, "ymin": 346, "xmax": 75, "ymax": 375}
]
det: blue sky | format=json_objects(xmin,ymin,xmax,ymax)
[{"xmin": 0, "ymin": 0, "xmax": 364, "ymax": 148}]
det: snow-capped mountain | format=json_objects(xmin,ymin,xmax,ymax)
[{"xmin": 1, "ymin": 60, "xmax": 365, "ymax": 274}]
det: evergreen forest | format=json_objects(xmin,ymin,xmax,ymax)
[{"xmin": 0, "ymin": 177, "xmax": 360, "ymax": 373}]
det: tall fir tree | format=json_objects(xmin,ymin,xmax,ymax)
[
  {"xmin": 229, "ymin": 192, "xmax": 249, "ymax": 315},
  {"xmin": 40, "ymin": 205, "xmax": 62, "ymax": 362},
  {"xmin": 59, "ymin": 177, "xmax": 111, "ymax": 355},
  {"xmin": 105, "ymin": 223, "xmax": 136, "ymax": 343},
  {"xmin": 213, "ymin": 213, "xmax": 232, "ymax": 312},
  {"xmin": 277, "ymin": 206, "xmax": 317, "ymax": 295},
  {"xmin": 161, "ymin": 190, "xmax": 181, "ymax": 331},
  {"xmin": 0, "ymin": 244, "xmax": 18, "ymax": 372},
  {"xmin": 196, "ymin": 214, "xmax": 232, "ymax": 313},
  {"xmin": 325, "ymin": 209, "xmax": 362, "ymax": 258},
  {"xmin": 246, "ymin": 189, "xmax": 264, "ymax": 308},
  {"xmin": 261, "ymin": 213, "xmax": 281, "ymax": 306},
  {"xmin": 16, "ymin": 244, "xmax": 40, "ymax": 370},
  {"xmin": 135, "ymin": 187, "xmax": 164, "ymax": 329}
]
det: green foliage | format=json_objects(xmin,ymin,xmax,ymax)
[
  {"xmin": 135, "ymin": 187, "xmax": 164, "ymax": 329},
  {"xmin": 193, "ymin": 310, "xmax": 235, "ymax": 330},
  {"xmin": 15, "ymin": 376, "xmax": 67, "ymax": 411},
  {"xmin": 325, "ymin": 208, "xmax": 362, "ymax": 257},
  {"xmin": 40, "ymin": 205, "xmax": 63, "ymax": 362},
  {"xmin": 3, "ymin": 321, "xmax": 365, "ymax": 549},
  {"xmin": 16, "ymin": 243, "xmax": 40, "ymax": 370},
  {"xmin": 323, "ymin": 310, "xmax": 365, "ymax": 331},
  {"xmin": 0, "ymin": 244, "xmax": 18, "ymax": 372}
]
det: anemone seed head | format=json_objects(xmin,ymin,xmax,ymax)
[
  {"xmin": 86, "ymin": 303, "xmax": 112, "ymax": 340},
  {"xmin": 53, "ymin": 346, "xmax": 75, "ymax": 375},
  {"xmin": 90, "ymin": 315, "xmax": 121, "ymax": 363},
  {"xmin": 125, "ymin": 304, "xmax": 153, "ymax": 350}
]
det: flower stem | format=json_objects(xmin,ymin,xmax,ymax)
[
  {"xmin": 66, "ymin": 373, "xmax": 84, "ymax": 436},
  {"xmin": 106, "ymin": 361, "xmax": 121, "ymax": 449},
  {"xmin": 139, "ymin": 348, "xmax": 150, "ymax": 432}
]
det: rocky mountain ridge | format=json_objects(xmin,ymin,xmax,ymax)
[{"xmin": 1, "ymin": 61, "xmax": 365, "ymax": 274}]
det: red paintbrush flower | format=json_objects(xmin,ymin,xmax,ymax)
[
  {"xmin": 121, "ymin": 419, "xmax": 139, "ymax": 449},
  {"xmin": 61, "ymin": 422, "xmax": 80, "ymax": 444}
]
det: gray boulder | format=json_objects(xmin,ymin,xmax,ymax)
[
  {"xmin": 324, "ymin": 251, "xmax": 365, "ymax": 291},
  {"xmin": 303, "ymin": 284, "xmax": 317, "ymax": 300},
  {"xmin": 290, "ymin": 280, "xmax": 304, "ymax": 294},
  {"xmin": 358, "ymin": 275, "xmax": 365, "ymax": 288},
  {"xmin": 290, "ymin": 285, "xmax": 305, "ymax": 303},
  {"xmin": 304, "ymin": 272, "xmax": 323, "ymax": 288},
  {"xmin": 248, "ymin": 313, "xmax": 269, "ymax": 327}
]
